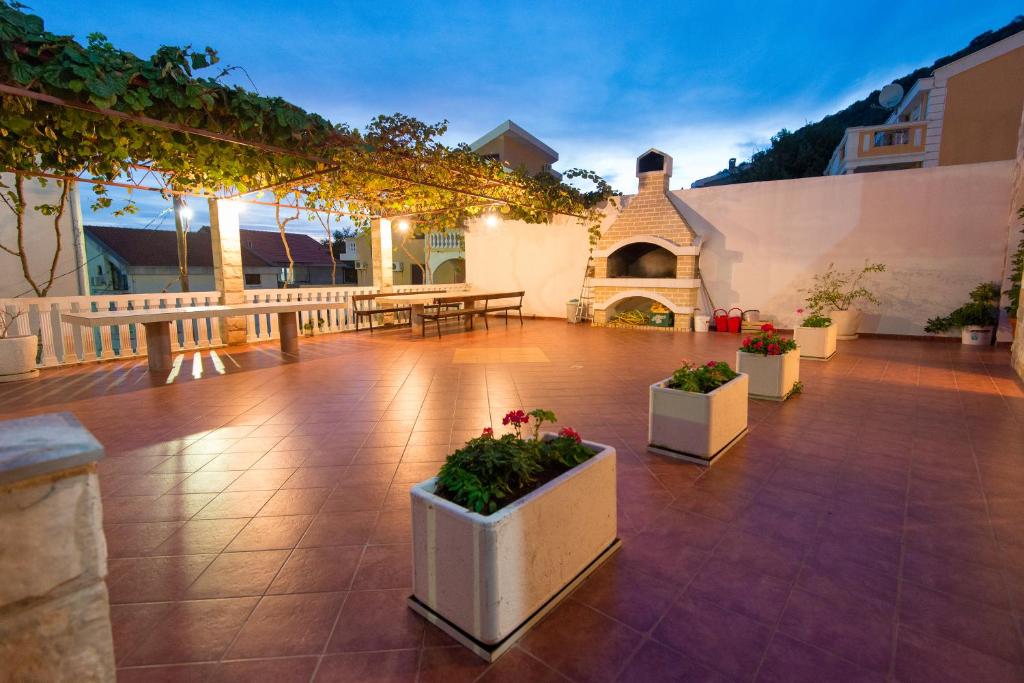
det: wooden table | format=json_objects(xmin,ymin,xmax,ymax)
[
  {"xmin": 62, "ymin": 301, "xmax": 349, "ymax": 372},
  {"xmin": 379, "ymin": 291, "xmax": 486, "ymax": 332}
]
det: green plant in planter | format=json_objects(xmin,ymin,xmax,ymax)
[
  {"xmin": 740, "ymin": 323, "xmax": 798, "ymax": 356},
  {"xmin": 1007, "ymin": 207, "xmax": 1023, "ymax": 318},
  {"xmin": 803, "ymin": 262, "xmax": 886, "ymax": 313},
  {"xmin": 435, "ymin": 409, "xmax": 593, "ymax": 515},
  {"xmin": 925, "ymin": 282, "xmax": 1000, "ymax": 333},
  {"xmin": 666, "ymin": 361, "xmax": 738, "ymax": 394},
  {"xmin": 796, "ymin": 308, "xmax": 831, "ymax": 327}
]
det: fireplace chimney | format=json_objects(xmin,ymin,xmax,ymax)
[{"xmin": 636, "ymin": 149, "xmax": 672, "ymax": 194}]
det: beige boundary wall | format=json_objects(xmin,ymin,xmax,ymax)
[{"xmin": 466, "ymin": 161, "xmax": 1016, "ymax": 340}]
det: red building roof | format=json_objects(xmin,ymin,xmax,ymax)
[{"xmin": 85, "ymin": 226, "xmax": 333, "ymax": 268}]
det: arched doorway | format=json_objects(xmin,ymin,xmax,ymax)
[{"xmin": 432, "ymin": 258, "xmax": 465, "ymax": 284}]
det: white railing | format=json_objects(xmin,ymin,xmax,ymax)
[
  {"xmin": 429, "ymin": 232, "xmax": 464, "ymax": 250},
  {"xmin": 1, "ymin": 283, "xmax": 470, "ymax": 370}
]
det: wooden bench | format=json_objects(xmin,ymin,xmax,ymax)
[
  {"xmin": 353, "ymin": 290, "xmax": 462, "ymax": 333},
  {"xmin": 420, "ymin": 291, "xmax": 524, "ymax": 338}
]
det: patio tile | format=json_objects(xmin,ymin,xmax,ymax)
[
  {"xmin": 194, "ymin": 490, "xmax": 274, "ymax": 519},
  {"xmin": 299, "ymin": 510, "xmax": 378, "ymax": 547},
  {"xmin": 570, "ymin": 556, "xmax": 678, "ymax": 632},
  {"xmin": 226, "ymin": 514, "xmax": 314, "ymax": 552},
  {"xmin": 902, "ymin": 547, "xmax": 1011, "ymax": 610},
  {"xmin": 150, "ymin": 518, "xmax": 248, "ymax": 556},
  {"xmin": 651, "ymin": 592, "xmax": 772, "ymax": 680},
  {"xmin": 617, "ymin": 640, "xmax": 728, "ymax": 682},
  {"xmin": 314, "ymin": 649, "xmax": 419, "ymax": 682},
  {"xmin": 110, "ymin": 602, "xmax": 173, "ymax": 664},
  {"xmin": 894, "ymin": 626, "xmax": 1024, "ymax": 683},
  {"xmin": 258, "ymin": 487, "xmax": 331, "ymax": 516},
  {"xmin": 117, "ymin": 663, "xmax": 214, "ymax": 682},
  {"xmin": 417, "ymin": 646, "xmax": 491, "ymax": 683},
  {"xmin": 122, "ymin": 597, "xmax": 257, "ymax": 665},
  {"xmin": 104, "ymin": 521, "xmax": 184, "ymax": 558},
  {"xmin": 184, "ymin": 549, "xmax": 289, "ymax": 598},
  {"xmin": 207, "ymin": 657, "xmax": 318, "ymax": 683},
  {"xmin": 686, "ymin": 556, "xmax": 792, "ymax": 625},
  {"xmin": 351, "ymin": 543, "xmax": 413, "ymax": 589},
  {"xmin": 520, "ymin": 599, "xmax": 642, "ymax": 682},
  {"xmin": 326, "ymin": 589, "xmax": 425, "ymax": 653},
  {"xmin": 226, "ymin": 592, "xmax": 345, "ymax": 658},
  {"xmin": 268, "ymin": 545, "xmax": 363, "ymax": 594},
  {"xmin": 757, "ymin": 633, "xmax": 883, "ymax": 683},
  {"xmin": 107, "ymin": 554, "xmax": 215, "ymax": 603}
]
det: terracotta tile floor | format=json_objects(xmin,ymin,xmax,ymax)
[{"xmin": 3, "ymin": 320, "xmax": 1024, "ymax": 682}]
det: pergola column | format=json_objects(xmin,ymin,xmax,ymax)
[
  {"xmin": 371, "ymin": 218, "xmax": 394, "ymax": 290},
  {"xmin": 208, "ymin": 198, "xmax": 248, "ymax": 345}
]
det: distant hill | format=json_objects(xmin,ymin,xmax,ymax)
[{"xmin": 729, "ymin": 16, "xmax": 1024, "ymax": 183}]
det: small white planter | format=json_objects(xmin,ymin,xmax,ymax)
[
  {"xmin": 961, "ymin": 325, "xmax": 992, "ymax": 346},
  {"xmin": 829, "ymin": 309, "xmax": 860, "ymax": 340},
  {"xmin": 736, "ymin": 349, "xmax": 800, "ymax": 401},
  {"xmin": 0, "ymin": 335, "xmax": 39, "ymax": 383},
  {"xmin": 648, "ymin": 374, "xmax": 749, "ymax": 465},
  {"xmin": 794, "ymin": 324, "xmax": 838, "ymax": 361},
  {"xmin": 409, "ymin": 437, "xmax": 618, "ymax": 661}
]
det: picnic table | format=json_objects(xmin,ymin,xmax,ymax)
[
  {"xmin": 62, "ymin": 301, "xmax": 348, "ymax": 372},
  {"xmin": 379, "ymin": 290, "xmax": 487, "ymax": 332}
]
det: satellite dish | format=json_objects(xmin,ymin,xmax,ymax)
[{"xmin": 878, "ymin": 83, "xmax": 904, "ymax": 109}]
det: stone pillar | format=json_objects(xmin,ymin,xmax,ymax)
[
  {"xmin": 0, "ymin": 413, "xmax": 115, "ymax": 682},
  {"xmin": 371, "ymin": 218, "xmax": 394, "ymax": 290},
  {"xmin": 208, "ymin": 199, "xmax": 247, "ymax": 345},
  {"xmin": 1010, "ymin": 101, "xmax": 1024, "ymax": 381}
]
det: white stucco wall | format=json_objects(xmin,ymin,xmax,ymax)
[
  {"xmin": 465, "ymin": 211, "xmax": 616, "ymax": 318},
  {"xmin": 675, "ymin": 161, "xmax": 1015, "ymax": 338},
  {"xmin": 0, "ymin": 174, "xmax": 86, "ymax": 297},
  {"xmin": 465, "ymin": 161, "xmax": 1015, "ymax": 337}
]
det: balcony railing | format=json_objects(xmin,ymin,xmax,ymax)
[
  {"xmin": 429, "ymin": 232, "xmax": 464, "ymax": 250},
  {"xmin": 0, "ymin": 283, "xmax": 469, "ymax": 370},
  {"xmin": 827, "ymin": 121, "xmax": 927, "ymax": 175}
]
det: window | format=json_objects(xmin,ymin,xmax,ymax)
[
  {"xmin": 244, "ymin": 273, "xmax": 261, "ymax": 286},
  {"xmin": 338, "ymin": 241, "xmax": 347, "ymax": 254}
]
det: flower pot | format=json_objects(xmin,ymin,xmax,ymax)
[
  {"xmin": 648, "ymin": 373, "xmax": 749, "ymax": 465},
  {"xmin": 409, "ymin": 438, "xmax": 618, "ymax": 660},
  {"xmin": 0, "ymin": 334, "xmax": 39, "ymax": 383},
  {"xmin": 829, "ymin": 309, "xmax": 860, "ymax": 340},
  {"xmin": 794, "ymin": 324, "xmax": 838, "ymax": 361},
  {"xmin": 961, "ymin": 325, "xmax": 992, "ymax": 346},
  {"xmin": 736, "ymin": 349, "xmax": 800, "ymax": 401}
]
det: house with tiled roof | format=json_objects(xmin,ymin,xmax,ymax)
[{"xmin": 83, "ymin": 225, "xmax": 340, "ymax": 294}]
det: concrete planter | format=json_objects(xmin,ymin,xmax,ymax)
[
  {"xmin": 0, "ymin": 335, "xmax": 39, "ymax": 382},
  {"xmin": 794, "ymin": 324, "xmax": 838, "ymax": 361},
  {"xmin": 409, "ymin": 437, "xmax": 618, "ymax": 661},
  {"xmin": 830, "ymin": 309, "xmax": 860, "ymax": 340},
  {"xmin": 736, "ymin": 349, "xmax": 800, "ymax": 401},
  {"xmin": 961, "ymin": 325, "xmax": 992, "ymax": 345},
  {"xmin": 648, "ymin": 373, "xmax": 749, "ymax": 465}
]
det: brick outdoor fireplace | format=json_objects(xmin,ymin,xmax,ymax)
[{"xmin": 592, "ymin": 149, "xmax": 701, "ymax": 330}]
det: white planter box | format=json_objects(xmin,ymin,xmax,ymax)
[
  {"xmin": 409, "ymin": 437, "xmax": 618, "ymax": 660},
  {"xmin": 829, "ymin": 309, "xmax": 860, "ymax": 340},
  {"xmin": 736, "ymin": 349, "xmax": 800, "ymax": 401},
  {"xmin": 648, "ymin": 374, "xmax": 748, "ymax": 465},
  {"xmin": 961, "ymin": 326, "xmax": 992, "ymax": 345},
  {"xmin": 794, "ymin": 324, "xmax": 838, "ymax": 361},
  {"xmin": 0, "ymin": 335, "xmax": 39, "ymax": 383}
]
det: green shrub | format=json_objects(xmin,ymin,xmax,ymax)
[
  {"xmin": 1007, "ymin": 208, "xmax": 1023, "ymax": 317},
  {"xmin": 434, "ymin": 410, "xmax": 594, "ymax": 515},
  {"xmin": 803, "ymin": 262, "xmax": 886, "ymax": 312},
  {"xmin": 925, "ymin": 282, "xmax": 1000, "ymax": 333},
  {"xmin": 666, "ymin": 361, "xmax": 738, "ymax": 394}
]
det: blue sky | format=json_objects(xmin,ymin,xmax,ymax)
[{"xmin": 39, "ymin": 0, "xmax": 1022, "ymax": 235}]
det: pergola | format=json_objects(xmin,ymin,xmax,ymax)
[{"xmin": 0, "ymin": 3, "xmax": 613, "ymax": 322}]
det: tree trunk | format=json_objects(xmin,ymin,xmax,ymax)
[
  {"xmin": 275, "ymin": 200, "xmax": 299, "ymax": 288},
  {"xmin": 173, "ymin": 195, "xmax": 190, "ymax": 292}
]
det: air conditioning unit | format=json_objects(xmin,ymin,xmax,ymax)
[
  {"xmin": 354, "ymin": 261, "xmax": 366, "ymax": 270},
  {"xmin": 392, "ymin": 261, "xmax": 404, "ymax": 272}
]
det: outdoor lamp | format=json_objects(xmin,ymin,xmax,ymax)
[
  {"xmin": 485, "ymin": 213, "xmax": 500, "ymax": 228},
  {"xmin": 398, "ymin": 220, "xmax": 410, "ymax": 232}
]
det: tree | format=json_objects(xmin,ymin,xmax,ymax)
[{"xmin": 0, "ymin": 174, "xmax": 69, "ymax": 296}]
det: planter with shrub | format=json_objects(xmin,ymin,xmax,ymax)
[
  {"xmin": 648, "ymin": 361, "xmax": 748, "ymax": 465},
  {"xmin": 925, "ymin": 282, "xmax": 999, "ymax": 346},
  {"xmin": 736, "ymin": 323, "xmax": 800, "ymax": 400},
  {"xmin": 408, "ymin": 409, "xmax": 618, "ymax": 661},
  {"xmin": 0, "ymin": 311, "xmax": 39, "ymax": 383},
  {"xmin": 793, "ymin": 309, "xmax": 837, "ymax": 361},
  {"xmin": 802, "ymin": 262, "xmax": 886, "ymax": 340}
]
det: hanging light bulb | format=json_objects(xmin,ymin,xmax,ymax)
[
  {"xmin": 178, "ymin": 205, "xmax": 194, "ymax": 220},
  {"xmin": 485, "ymin": 213, "xmax": 500, "ymax": 228},
  {"xmin": 398, "ymin": 219, "xmax": 410, "ymax": 233}
]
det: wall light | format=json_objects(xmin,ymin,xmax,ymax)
[
  {"xmin": 397, "ymin": 219, "xmax": 410, "ymax": 233},
  {"xmin": 485, "ymin": 213, "xmax": 500, "ymax": 228},
  {"xmin": 178, "ymin": 205, "xmax": 194, "ymax": 220}
]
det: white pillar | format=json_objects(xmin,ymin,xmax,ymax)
[
  {"xmin": 371, "ymin": 218, "xmax": 394, "ymax": 290},
  {"xmin": 208, "ymin": 199, "xmax": 247, "ymax": 345}
]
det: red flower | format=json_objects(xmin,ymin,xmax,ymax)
[
  {"xmin": 706, "ymin": 360, "xmax": 718, "ymax": 368},
  {"xmin": 481, "ymin": 427, "xmax": 494, "ymax": 438},
  {"xmin": 760, "ymin": 323, "xmax": 774, "ymax": 332},
  {"xmin": 796, "ymin": 308, "xmax": 804, "ymax": 314},
  {"xmin": 754, "ymin": 340, "xmax": 764, "ymax": 349},
  {"xmin": 768, "ymin": 343, "xmax": 781, "ymax": 355},
  {"xmin": 502, "ymin": 410, "xmax": 529, "ymax": 426},
  {"xmin": 558, "ymin": 426, "xmax": 582, "ymax": 443}
]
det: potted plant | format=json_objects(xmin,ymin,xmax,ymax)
[
  {"xmin": 648, "ymin": 361, "xmax": 748, "ymax": 465},
  {"xmin": 802, "ymin": 262, "xmax": 886, "ymax": 340},
  {"xmin": 736, "ymin": 323, "xmax": 800, "ymax": 400},
  {"xmin": 1007, "ymin": 209, "xmax": 1022, "ymax": 337},
  {"xmin": 925, "ymin": 282, "xmax": 1000, "ymax": 345},
  {"xmin": 302, "ymin": 315, "xmax": 326, "ymax": 337},
  {"xmin": 0, "ymin": 311, "xmax": 39, "ymax": 383},
  {"xmin": 409, "ymin": 409, "xmax": 618, "ymax": 660},
  {"xmin": 793, "ymin": 308, "xmax": 837, "ymax": 361}
]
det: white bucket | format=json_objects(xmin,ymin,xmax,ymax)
[
  {"xmin": 961, "ymin": 326, "xmax": 992, "ymax": 345},
  {"xmin": 694, "ymin": 315, "xmax": 710, "ymax": 332}
]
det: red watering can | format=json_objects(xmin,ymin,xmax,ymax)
[
  {"xmin": 713, "ymin": 308, "xmax": 729, "ymax": 332},
  {"xmin": 727, "ymin": 307, "xmax": 743, "ymax": 333}
]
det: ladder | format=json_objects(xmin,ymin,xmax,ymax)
[{"xmin": 574, "ymin": 255, "xmax": 594, "ymax": 322}]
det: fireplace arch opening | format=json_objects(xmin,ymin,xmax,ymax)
[{"xmin": 607, "ymin": 242, "xmax": 676, "ymax": 278}]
